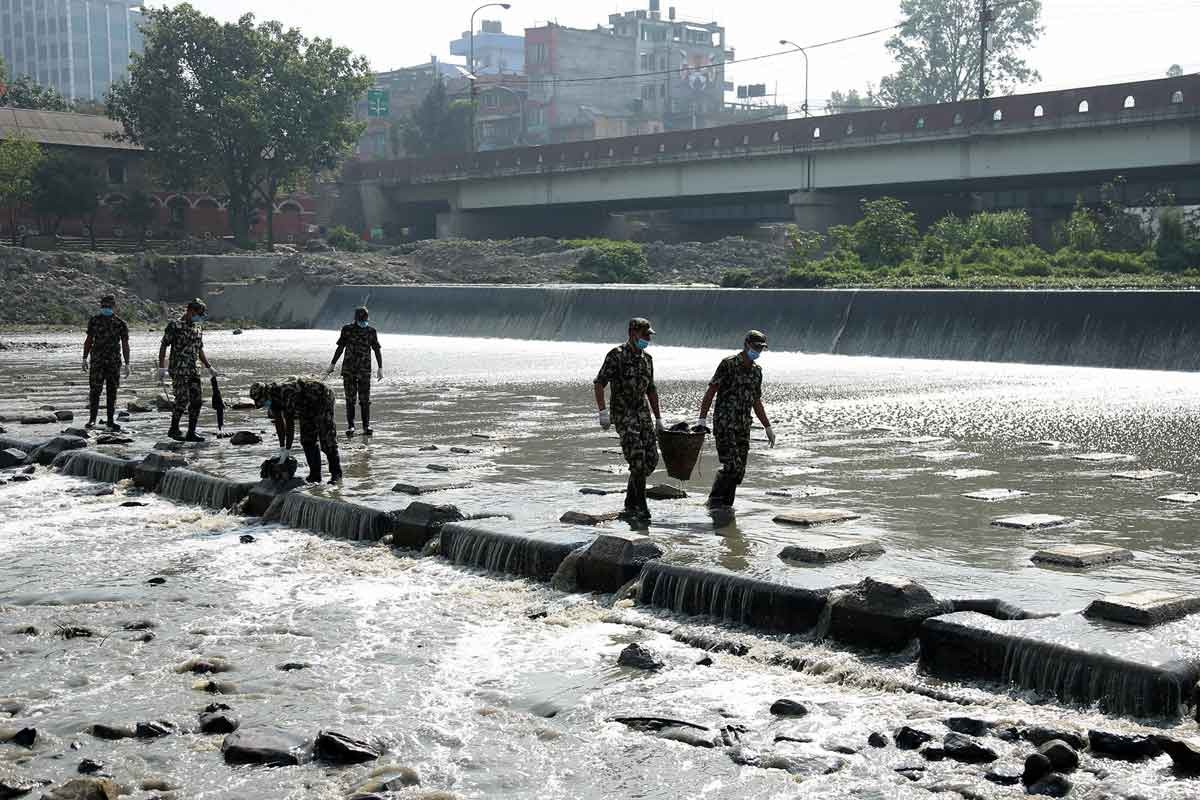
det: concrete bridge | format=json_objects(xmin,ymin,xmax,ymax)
[{"xmin": 339, "ymin": 75, "xmax": 1200, "ymax": 240}]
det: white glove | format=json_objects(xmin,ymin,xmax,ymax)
[
  {"xmin": 276, "ymin": 447, "xmax": 290, "ymax": 464},
  {"xmin": 655, "ymin": 418, "xmax": 665, "ymax": 433},
  {"xmin": 208, "ymin": 366, "xmax": 220, "ymax": 378},
  {"xmin": 122, "ymin": 363, "xmax": 130, "ymax": 379},
  {"xmin": 81, "ymin": 357, "xmax": 89, "ymax": 373},
  {"xmin": 325, "ymin": 366, "xmax": 335, "ymax": 377},
  {"xmin": 765, "ymin": 426, "xmax": 777, "ymax": 448},
  {"xmin": 598, "ymin": 409, "xmax": 611, "ymax": 431},
  {"xmin": 376, "ymin": 367, "xmax": 384, "ymax": 382},
  {"xmin": 696, "ymin": 417, "xmax": 709, "ymax": 430},
  {"xmin": 157, "ymin": 367, "xmax": 169, "ymax": 383}
]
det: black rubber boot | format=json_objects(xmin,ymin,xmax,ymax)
[
  {"xmin": 105, "ymin": 383, "xmax": 118, "ymax": 430},
  {"xmin": 167, "ymin": 411, "xmax": 184, "ymax": 441},
  {"xmin": 303, "ymin": 443, "xmax": 322, "ymax": 483},
  {"xmin": 361, "ymin": 403, "xmax": 373, "ymax": 436},
  {"xmin": 326, "ymin": 450, "xmax": 344, "ymax": 485},
  {"xmin": 623, "ymin": 474, "xmax": 650, "ymax": 520},
  {"xmin": 707, "ymin": 472, "xmax": 735, "ymax": 508},
  {"xmin": 346, "ymin": 405, "xmax": 356, "ymax": 438},
  {"xmin": 184, "ymin": 409, "xmax": 205, "ymax": 442}
]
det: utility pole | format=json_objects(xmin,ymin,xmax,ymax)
[{"xmin": 978, "ymin": 0, "xmax": 991, "ymax": 101}]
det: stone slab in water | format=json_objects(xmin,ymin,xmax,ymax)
[
  {"xmin": 774, "ymin": 509, "xmax": 861, "ymax": 527},
  {"xmin": 31, "ymin": 435, "xmax": 88, "ymax": 466},
  {"xmin": 638, "ymin": 561, "xmax": 831, "ymax": 634},
  {"xmin": 1158, "ymin": 492, "xmax": 1200, "ymax": 504},
  {"xmin": 766, "ymin": 485, "xmax": 838, "ymax": 499},
  {"xmin": 560, "ymin": 510, "xmax": 622, "ymax": 526},
  {"xmin": 1073, "ymin": 452, "xmax": 1134, "ymax": 463},
  {"xmin": 646, "ymin": 484, "xmax": 686, "ymax": 500},
  {"xmin": 825, "ymin": 576, "xmax": 949, "ymax": 652},
  {"xmin": 897, "ymin": 436, "xmax": 949, "ymax": 445},
  {"xmin": 441, "ymin": 523, "xmax": 593, "ymax": 582},
  {"xmin": 991, "ymin": 514, "xmax": 1071, "ymax": 530},
  {"xmin": 579, "ymin": 486, "xmax": 624, "ymax": 496},
  {"xmin": 1111, "ymin": 469, "xmax": 1174, "ymax": 481},
  {"xmin": 962, "ymin": 489, "xmax": 1029, "ymax": 502},
  {"xmin": 915, "ymin": 450, "xmax": 978, "ymax": 462},
  {"xmin": 573, "ymin": 532, "xmax": 664, "ymax": 593},
  {"xmin": 1085, "ymin": 590, "xmax": 1200, "ymax": 626},
  {"xmin": 779, "ymin": 540, "xmax": 884, "ymax": 564},
  {"xmin": 1031, "ymin": 544, "xmax": 1133, "ymax": 568},
  {"xmin": 392, "ymin": 482, "xmax": 471, "ymax": 496},
  {"xmin": 919, "ymin": 611, "xmax": 1200, "ymax": 718},
  {"xmin": 936, "ymin": 468, "xmax": 998, "ymax": 480},
  {"xmin": 389, "ymin": 502, "xmax": 464, "ymax": 550}
]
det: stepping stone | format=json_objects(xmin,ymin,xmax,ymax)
[
  {"xmin": 560, "ymin": 510, "xmax": 621, "ymax": 526},
  {"xmin": 1033, "ymin": 440, "xmax": 1073, "ymax": 449},
  {"xmin": 773, "ymin": 508, "xmax": 861, "ymax": 527},
  {"xmin": 1159, "ymin": 492, "xmax": 1200, "ymax": 504},
  {"xmin": 780, "ymin": 540, "xmax": 884, "ymax": 564},
  {"xmin": 915, "ymin": 450, "xmax": 978, "ymax": 462},
  {"xmin": 426, "ymin": 464, "xmax": 460, "ymax": 473},
  {"xmin": 992, "ymin": 514, "xmax": 1072, "ymax": 530},
  {"xmin": 897, "ymin": 436, "xmax": 949, "ymax": 445},
  {"xmin": 936, "ymin": 468, "xmax": 997, "ymax": 480},
  {"xmin": 580, "ymin": 487, "xmax": 624, "ymax": 496},
  {"xmin": 1112, "ymin": 470, "xmax": 1174, "ymax": 481},
  {"xmin": 1073, "ymin": 452, "xmax": 1133, "ymax": 463},
  {"xmin": 963, "ymin": 489, "xmax": 1029, "ymax": 502},
  {"xmin": 450, "ymin": 447, "xmax": 474, "ymax": 455},
  {"xmin": 766, "ymin": 485, "xmax": 838, "ymax": 499},
  {"xmin": 590, "ymin": 466, "xmax": 622, "ymax": 474},
  {"xmin": 392, "ymin": 482, "xmax": 470, "ymax": 496},
  {"xmin": 646, "ymin": 484, "xmax": 686, "ymax": 501},
  {"xmin": 867, "ymin": 425, "xmax": 898, "ymax": 433},
  {"xmin": 471, "ymin": 433, "xmax": 493, "ymax": 440},
  {"xmin": 1031, "ymin": 544, "xmax": 1133, "ymax": 568},
  {"xmin": 1085, "ymin": 589, "xmax": 1200, "ymax": 626}
]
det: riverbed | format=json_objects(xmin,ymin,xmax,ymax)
[{"xmin": 2, "ymin": 330, "xmax": 1199, "ymax": 798}]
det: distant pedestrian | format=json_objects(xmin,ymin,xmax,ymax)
[
  {"xmin": 82, "ymin": 294, "xmax": 130, "ymax": 430},
  {"xmin": 698, "ymin": 330, "xmax": 775, "ymax": 508},
  {"xmin": 326, "ymin": 306, "xmax": 383, "ymax": 437},
  {"xmin": 250, "ymin": 378, "xmax": 343, "ymax": 484},
  {"xmin": 157, "ymin": 298, "xmax": 218, "ymax": 442},
  {"xmin": 594, "ymin": 317, "xmax": 664, "ymax": 520}
]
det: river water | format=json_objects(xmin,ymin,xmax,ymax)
[{"xmin": 2, "ymin": 330, "xmax": 1199, "ymax": 798}]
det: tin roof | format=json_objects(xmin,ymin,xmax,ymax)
[{"xmin": 0, "ymin": 108, "xmax": 141, "ymax": 151}]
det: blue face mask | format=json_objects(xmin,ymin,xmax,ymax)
[
  {"xmin": 357, "ymin": 320, "xmax": 369, "ymax": 328},
  {"xmin": 635, "ymin": 338, "xmax": 651, "ymax": 350},
  {"xmin": 262, "ymin": 399, "xmax": 271, "ymax": 412},
  {"xmin": 193, "ymin": 315, "xmax": 207, "ymax": 325},
  {"xmin": 746, "ymin": 348, "xmax": 761, "ymax": 362},
  {"xmin": 100, "ymin": 308, "xmax": 113, "ymax": 317}
]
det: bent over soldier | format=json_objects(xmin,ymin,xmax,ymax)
[
  {"xmin": 250, "ymin": 378, "xmax": 343, "ymax": 484},
  {"xmin": 594, "ymin": 317, "xmax": 664, "ymax": 520},
  {"xmin": 157, "ymin": 299, "xmax": 218, "ymax": 442},
  {"xmin": 327, "ymin": 306, "xmax": 383, "ymax": 437},
  {"xmin": 82, "ymin": 294, "xmax": 130, "ymax": 430},
  {"xmin": 698, "ymin": 330, "xmax": 775, "ymax": 508}
]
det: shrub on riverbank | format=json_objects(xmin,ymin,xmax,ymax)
[{"xmin": 564, "ymin": 239, "xmax": 650, "ymax": 283}]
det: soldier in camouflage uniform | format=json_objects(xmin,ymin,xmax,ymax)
[
  {"xmin": 249, "ymin": 378, "xmax": 343, "ymax": 484},
  {"xmin": 594, "ymin": 317, "xmax": 665, "ymax": 520},
  {"xmin": 157, "ymin": 299, "xmax": 218, "ymax": 442},
  {"xmin": 326, "ymin": 306, "xmax": 383, "ymax": 437},
  {"xmin": 698, "ymin": 330, "xmax": 775, "ymax": 508},
  {"xmin": 81, "ymin": 294, "xmax": 130, "ymax": 430}
]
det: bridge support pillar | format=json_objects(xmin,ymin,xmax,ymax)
[{"xmin": 788, "ymin": 190, "xmax": 858, "ymax": 233}]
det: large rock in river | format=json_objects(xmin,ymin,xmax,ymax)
[
  {"xmin": 824, "ymin": 576, "xmax": 950, "ymax": 651},
  {"xmin": 221, "ymin": 729, "xmax": 310, "ymax": 766},
  {"xmin": 46, "ymin": 778, "xmax": 120, "ymax": 800}
]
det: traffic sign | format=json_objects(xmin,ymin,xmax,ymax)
[{"xmin": 367, "ymin": 89, "xmax": 390, "ymax": 118}]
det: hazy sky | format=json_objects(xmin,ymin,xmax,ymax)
[{"xmin": 162, "ymin": 0, "xmax": 1199, "ymax": 111}]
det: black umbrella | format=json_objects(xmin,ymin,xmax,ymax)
[{"xmin": 211, "ymin": 375, "xmax": 226, "ymax": 431}]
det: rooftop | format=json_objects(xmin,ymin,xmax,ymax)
[{"xmin": 0, "ymin": 107, "xmax": 140, "ymax": 151}]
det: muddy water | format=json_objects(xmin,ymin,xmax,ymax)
[{"xmin": 2, "ymin": 330, "xmax": 1200, "ymax": 798}]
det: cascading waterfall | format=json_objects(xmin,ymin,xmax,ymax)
[
  {"xmin": 269, "ymin": 492, "xmax": 393, "ymax": 542},
  {"xmin": 440, "ymin": 523, "xmax": 593, "ymax": 582},
  {"xmin": 157, "ymin": 469, "xmax": 255, "ymax": 511},
  {"xmin": 637, "ymin": 562, "xmax": 829, "ymax": 635},
  {"xmin": 54, "ymin": 450, "xmax": 136, "ymax": 483}
]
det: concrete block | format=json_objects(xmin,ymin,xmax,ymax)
[
  {"xmin": 936, "ymin": 469, "xmax": 998, "ymax": 480},
  {"xmin": 779, "ymin": 540, "xmax": 884, "ymax": 564},
  {"xmin": 441, "ymin": 523, "xmax": 593, "ymax": 582},
  {"xmin": 574, "ymin": 532, "xmax": 664, "ymax": 593},
  {"xmin": 1111, "ymin": 470, "xmax": 1174, "ymax": 481},
  {"xmin": 561, "ymin": 511, "xmax": 622, "ymax": 526},
  {"xmin": 646, "ymin": 484, "xmax": 686, "ymax": 500},
  {"xmin": 134, "ymin": 452, "xmax": 187, "ymax": 492},
  {"xmin": 30, "ymin": 435, "xmax": 88, "ymax": 466},
  {"xmin": 1073, "ymin": 452, "xmax": 1133, "ymax": 463},
  {"xmin": 991, "ymin": 514, "xmax": 1072, "ymax": 530},
  {"xmin": 1032, "ymin": 544, "xmax": 1133, "ymax": 568},
  {"xmin": 392, "ymin": 482, "xmax": 471, "ymax": 496},
  {"xmin": 390, "ymin": 502, "xmax": 465, "ymax": 550},
  {"xmin": 1085, "ymin": 590, "xmax": 1200, "ymax": 626},
  {"xmin": 774, "ymin": 509, "xmax": 861, "ymax": 527},
  {"xmin": 243, "ymin": 478, "xmax": 305, "ymax": 517},
  {"xmin": 1158, "ymin": 492, "xmax": 1200, "ymax": 504},
  {"xmin": 963, "ymin": 489, "xmax": 1029, "ymax": 502},
  {"xmin": 825, "ymin": 576, "xmax": 949, "ymax": 652}
]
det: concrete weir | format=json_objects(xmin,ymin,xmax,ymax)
[
  {"xmin": 53, "ymin": 450, "xmax": 137, "ymax": 484},
  {"xmin": 440, "ymin": 523, "xmax": 594, "ymax": 581},
  {"xmin": 264, "ymin": 493, "xmax": 394, "ymax": 542},
  {"xmin": 157, "ymin": 469, "xmax": 256, "ymax": 511},
  {"xmin": 636, "ymin": 561, "xmax": 830, "ymax": 635},
  {"xmin": 918, "ymin": 612, "xmax": 1200, "ymax": 718}
]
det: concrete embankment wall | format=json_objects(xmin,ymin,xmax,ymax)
[{"xmin": 210, "ymin": 282, "xmax": 1200, "ymax": 370}]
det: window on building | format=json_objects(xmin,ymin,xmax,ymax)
[
  {"xmin": 659, "ymin": 56, "xmax": 667, "ymax": 70},
  {"xmin": 992, "ymin": 109, "xmax": 1003, "ymax": 122},
  {"xmin": 915, "ymin": 117, "xmax": 925, "ymax": 129},
  {"xmin": 530, "ymin": 43, "xmax": 548, "ymax": 64},
  {"xmin": 1123, "ymin": 95, "xmax": 1136, "ymax": 109},
  {"xmin": 953, "ymin": 112, "xmax": 963, "ymax": 125},
  {"xmin": 640, "ymin": 53, "xmax": 651, "ymax": 71},
  {"xmin": 483, "ymin": 93, "xmax": 499, "ymax": 109},
  {"xmin": 846, "ymin": 123, "xmax": 855, "ymax": 135},
  {"xmin": 1033, "ymin": 105, "xmax": 1044, "ymax": 118},
  {"xmin": 1077, "ymin": 100, "xmax": 1089, "ymax": 113},
  {"xmin": 1171, "ymin": 90, "xmax": 1184, "ymax": 104},
  {"xmin": 107, "ymin": 158, "xmax": 126, "ymax": 185},
  {"xmin": 812, "ymin": 127, "xmax": 821, "ymax": 139},
  {"xmin": 660, "ymin": 84, "xmax": 666, "ymax": 98}
]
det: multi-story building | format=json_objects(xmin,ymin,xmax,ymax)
[
  {"xmin": 0, "ymin": 0, "xmax": 146, "ymax": 102},
  {"xmin": 524, "ymin": 1, "xmax": 735, "ymax": 145},
  {"xmin": 449, "ymin": 19, "xmax": 524, "ymax": 77},
  {"xmin": 352, "ymin": 59, "xmax": 471, "ymax": 160}
]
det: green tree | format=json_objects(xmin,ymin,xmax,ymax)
[
  {"xmin": 879, "ymin": 0, "xmax": 1043, "ymax": 106},
  {"xmin": 826, "ymin": 87, "xmax": 882, "ymax": 114},
  {"xmin": 114, "ymin": 188, "xmax": 159, "ymax": 249},
  {"xmin": 0, "ymin": 134, "xmax": 43, "ymax": 244},
  {"xmin": 0, "ymin": 58, "xmax": 71, "ymax": 111},
  {"xmin": 401, "ymin": 79, "xmax": 472, "ymax": 156},
  {"xmin": 854, "ymin": 197, "xmax": 919, "ymax": 266},
  {"xmin": 31, "ymin": 156, "xmax": 103, "ymax": 236},
  {"xmin": 106, "ymin": 4, "xmax": 370, "ymax": 248},
  {"xmin": 1167, "ymin": 64, "xmax": 1184, "ymax": 78}
]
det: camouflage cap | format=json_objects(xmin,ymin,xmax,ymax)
[
  {"xmin": 745, "ymin": 330, "xmax": 769, "ymax": 349},
  {"xmin": 628, "ymin": 317, "xmax": 656, "ymax": 335},
  {"xmin": 248, "ymin": 382, "xmax": 267, "ymax": 405},
  {"xmin": 354, "ymin": 306, "xmax": 369, "ymax": 320},
  {"xmin": 186, "ymin": 298, "xmax": 207, "ymax": 313},
  {"xmin": 99, "ymin": 294, "xmax": 116, "ymax": 307}
]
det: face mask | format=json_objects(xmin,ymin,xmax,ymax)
[
  {"xmin": 357, "ymin": 320, "xmax": 369, "ymax": 328},
  {"xmin": 746, "ymin": 348, "xmax": 761, "ymax": 362},
  {"xmin": 193, "ymin": 315, "xmax": 207, "ymax": 325},
  {"xmin": 100, "ymin": 308, "xmax": 113, "ymax": 317},
  {"xmin": 262, "ymin": 400, "xmax": 271, "ymax": 412},
  {"xmin": 635, "ymin": 338, "xmax": 650, "ymax": 350}
]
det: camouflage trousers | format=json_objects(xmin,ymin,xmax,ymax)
[
  {"xmin": 715, "ymin": 424, "xmax": 752, "ymax": 484},
  {"xmin": 172, "ymin": 374, "xmax": 203, "ymax": 415},
  {"xmin": 88, "ymin": 361, "xmax": 120, "ymax": 419},
  {"xmin": 299, "ymin": 388, "xmax": 339, "ymax": 461},
  {"xmin": 617, "ymin": 416, "xmax": 659, "ymax": 478},
  {"xmin": 342, "ymin": 372, "xmax": 372, "ymax": 409}
]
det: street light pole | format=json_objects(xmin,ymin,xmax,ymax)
[
  {"xmin": 779, "ymin": 39, "xmax": 809, "ymax": 117},
  {"xmin": 468, "ymin": 2, "xmax": 512, "ymax": 152}
]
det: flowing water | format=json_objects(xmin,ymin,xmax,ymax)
[{"xmin": 3, "ymin": 330, "xmax": 1200, "ymax": 798}]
